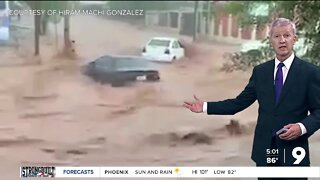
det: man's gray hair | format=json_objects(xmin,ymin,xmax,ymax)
[{"xmin": 269, "ymin": 18, "xmax": 297, "ymax": 37}]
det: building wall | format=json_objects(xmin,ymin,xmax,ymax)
[
  {"xmin": 221, "ymin": 13, "xmax": 229, "ymax": 37},
  {"xmin": 145, "ymin": 7, "xmax": 269, "ymax": 43},
  {"xmin": 231, "ymin": 15, "xmax": 239, "ymax": 38}
]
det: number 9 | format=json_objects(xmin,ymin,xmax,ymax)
[{"xmin": 292, "ymin": 147, "xmax": 306, "ymax": 164}]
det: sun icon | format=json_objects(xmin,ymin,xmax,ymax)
[
  {"xmin": 174, "ymin": 167, "xmax": 183, "ymax": 176},
  {"xmin": 174, "ymin": 168, "xmax": 180, "ymax": 173}
]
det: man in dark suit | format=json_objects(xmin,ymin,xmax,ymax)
[{"xmin": 183, "ymin": 18, "xmax": 320, "ymax": 180}]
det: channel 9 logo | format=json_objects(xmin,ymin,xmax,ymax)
[
  {"xmin": 266, "ymin": 147, "xmax": 306, "ymax": 165},
  {"xmin": 292, "ymin": 147, "xmax": 306, "ymax": 165},
  {"xmin": 20, "ymin": 166, "xmax": 55, "ymax": 178}
]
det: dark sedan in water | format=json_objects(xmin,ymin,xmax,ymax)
[{"xmin": 83, "ymin": 55, "xmax": 160, "ymax": 87}]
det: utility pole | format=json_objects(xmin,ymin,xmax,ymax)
[
  {"xmin": 34, "ymin": 1, "xmax": 41, "ymax": 56},
  {"xmin": 54, "ymin": 15, "xmax": 58, "ymax": 51},
  {"xmin": 207, "ymin": 1, "xmax": 211, "ymax": 34},
  {"xmin": 64, "ymin": 1, "xmax": 71, "ymax": 53},
  {"xmin": 193, "ymin": 1, "xmax": 199, "ymax": 42}
]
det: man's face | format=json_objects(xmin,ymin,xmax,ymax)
[{"xmin": 269, "ymin": 24, "xmax": 297, "ymax": 61}]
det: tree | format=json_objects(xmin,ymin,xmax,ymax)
[
  {"xmin": 63, "ymin": 5, "xmax": 72, "ymax": 54},
  {"xmin": 24, "ymin": 1, "xmax": 41, "ymax": 56},
  {"xmin": 24, "ymin": 1, "xmax": 73, "ymax": 56},
  {"xmin": 193, "ymin": 1, "xmax": 199, "ymax": 42},
  {"xmin": 220, "ymin": 1, "xmax": 320, "ymax": 72},
  {"xmin": 45, "ymin": 1, "xmax": 72, "ymax": 55},
  {"xmin": 40, "ymin": 12, "xmax": 49, "ymax": 35},
  {"xmin": 107, "ymin": 1, "xmax": 169, "ymax": 11}
]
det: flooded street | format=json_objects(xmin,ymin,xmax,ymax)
[{"xmin": 1, "ymin": 15, "xmax": 320, "ymax": 180}]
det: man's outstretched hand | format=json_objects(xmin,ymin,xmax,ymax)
[{"xmin": 183, "ymin": 95, "xmax": 204, "ymax": 113}]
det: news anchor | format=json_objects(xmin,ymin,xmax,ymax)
[{"xmin": 183, "ymin": 18, "xmax": 320, "ymax": 180}]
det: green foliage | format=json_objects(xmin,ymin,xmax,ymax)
[
  {"xmin": 107, "ymin": 1, "xmax": 169, "ymax": 11},
  {"xmin": 40, "ymin": 1, "xmax": 60, "ymax": 11},
  {"xmin": 24, "ymin": 1, "xmax": 68, "ymax": 11},
  {"xmin": 24, "ymin": 1, "xmax": 73, "ymax": 24},
  {"xmin": 222, "ymin": 2, "xmax": 246, "ymax": 15},
  {"xmin": 221, "ymin": 1, "xmax": 271, "ymax": 29},
  {"xmin": 298, "ymin": 2, "xmax": 320, "ymax": 65},
  {"xmin": 268, "ymin": 0, "xmax": 320, "ymax": 65},
  {"xmin": 221, "ymin": 38, "xmax": 274, "ymax": 72},
  {"xmin": 222, "ymin": 1, "xmax": 320, "ymax": 72}
]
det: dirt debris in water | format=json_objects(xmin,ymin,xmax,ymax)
[
  {"xmin": 0, "ymin": 15, "xmax": 282, "ymax": 179},
  {"xmin": 146, "ymin": 131, "xmax": 214, "ymax": 147}
]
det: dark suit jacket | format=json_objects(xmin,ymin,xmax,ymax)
[{"xmin": 207, "ymin": 56, "xmax": 320, "ymax": 166}]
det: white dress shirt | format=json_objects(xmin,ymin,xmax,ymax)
[{"xmin": 203, "ymin": 52, "xmax": 307, "ymax": 135}]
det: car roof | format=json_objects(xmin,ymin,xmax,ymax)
[
  {"xmin": 108, "ymin": 54, "xmax": 148, "ymax": 60},
  {"xmin": 93, "ymin": 55, "xmax": 158, "ymax": 71},
  {"xmin": 149, "ymin": 37, "xmax": 178, "ymax": 41}
]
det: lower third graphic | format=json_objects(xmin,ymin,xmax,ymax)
[{"xmin": 20, "ymin": 166, "xmax": 55, "ymax": 178}]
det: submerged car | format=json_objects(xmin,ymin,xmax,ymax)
[
  {"xmin": 83, "ymin": 55, "xmax": 160, "ymax": 87},
  {"xmin": 142, "ymin": 37, "xmax": 185, "ymax": 62}
]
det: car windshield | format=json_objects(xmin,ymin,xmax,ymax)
[
  {"xmin": 114, "ymin": 57, "xmax": 150, "ymax": 70},
  {"xmin": 148, "ymin": 39, "xmax": 170, "ymax": 47},
  {"xmin": 95, "ymin": 56, "xmax": 115, "ymax": 67}
]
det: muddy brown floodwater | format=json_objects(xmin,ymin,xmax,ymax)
[{"xmin": 0, "ymin": 15, "xmax": 320, "ymax": 180}]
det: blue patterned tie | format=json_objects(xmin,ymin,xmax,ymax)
[{"xmin": 275, "ymin": 63, "xmax": 285, "ymax": 104}]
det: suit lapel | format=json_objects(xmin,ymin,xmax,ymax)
[
  {"xmin": 276, "ymin": 57, "xmax": 302, "ymax": 107},
  {"xmin": 265, "ymin": 59, "xmax": 276, "ymax": 106}
]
